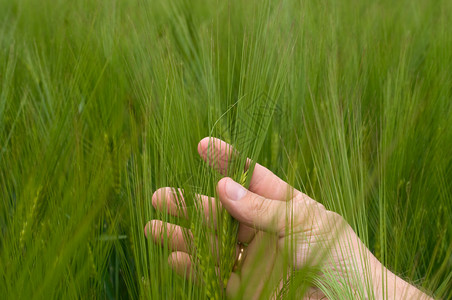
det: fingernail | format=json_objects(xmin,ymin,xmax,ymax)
[{"xmin": 225, "ymin": 179, "xmax": 247, "ymax": 201}]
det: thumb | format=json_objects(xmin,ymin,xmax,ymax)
[{"xmin": 216, "ymin": 177, "xmax": 289, "ymax": 233}]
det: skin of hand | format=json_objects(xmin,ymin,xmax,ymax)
[{"xmin": 146, "ymin": 137, "xmax": 431, "ymax": 300}]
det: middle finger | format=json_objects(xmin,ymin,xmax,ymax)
[{"xmin": 152, "ymin": 187, "xmax": 255, "ymax": 243}]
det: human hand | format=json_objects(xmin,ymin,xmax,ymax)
[{"xmin": 146, "ymin": 138, "xmax": 431, "ymax": 299}]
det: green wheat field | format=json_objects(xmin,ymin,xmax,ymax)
[{"xmin": 0, "ymin": 0, "xmax": 451, "ymax": 299}]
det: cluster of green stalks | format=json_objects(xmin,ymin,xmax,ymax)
[{"xmin": 1, "ymin": 0, "xmax": 451, "ymax": 299}]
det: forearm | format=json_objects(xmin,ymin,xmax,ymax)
[
  {"xmin": 340, "ymin": 226, "xmax": 432, "ymax": 299},
  {"xmin": 370, "ymin": 256, "xmax": 432, "ymax": 300}
]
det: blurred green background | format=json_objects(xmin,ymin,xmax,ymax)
[{"xmin": 0, "ymin": 0, "xmax": 450, "ymax": 298}]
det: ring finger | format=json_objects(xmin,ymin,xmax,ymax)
[{"xmin": 146, "ymin": 219, "xmax": 242, "ymax": 265}]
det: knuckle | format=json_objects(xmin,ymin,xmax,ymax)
[
  {"xmin": 250, "ymin": 195, "xmax": 268, "ymax": 215},
  {"xmin": 325, "ymin": 210, "xmax": 344, "ymax": 225},
  {"xmin": 288, "ymin": 200, "xmax": 304, "ymax": 226},
  {"xmin": 316, "ymin": 201, "xmax": 326, "ymax": 211},
  {"xmin": 293, "ymin": 193, "xmax": 326, "ymax": 214},
  {"xmin": 249, "ymin": 168, "xmax": 273, "ymax": 191}
]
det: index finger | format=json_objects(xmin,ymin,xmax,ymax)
[{"xmin": 197, "ymin": 137, "xmax": 300, "ymax": 201}]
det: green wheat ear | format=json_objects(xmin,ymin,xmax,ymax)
[
  {"xmin": 219, "ymin": 169, "xmax": 249, "ymax": 289},
  {"xmin": 239, "ymin": 169, "xmax": 249, "ymax": 187},
  {"xmin": 191, "ymin": 212, "xmax": 221, "ymax": 300}
]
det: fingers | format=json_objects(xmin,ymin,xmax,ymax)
[
  {"xmin": 240, "ymin": 231, "xmax": 280, "ymax": 299},
  {"xmin": 168, "ymin": 252, "xmax": 227, "ymax": 287},
  {"xmin": 152, "ymin": 187, "xmax": 217, "ymax": 225},
  {"xmin": 236, "ymin": 222, "xmax": 256, "ymax": 244},
  {"xmin": 146, "ymin": 220, "xmax": 223, "ymax": 255},
  {"xmin": 151, "ymin": 187, "xmax": 186, "ymax": 217},
  {"xmin": 217, "ymin": 177, "xmax": 296, "ymax": 234},
  {"xmin": 145, "ymin": 220, "xmax": 192, "ymax": 252},
  {"xmin": 226, "ymin": 272, "xmax": 241, "ymax": 299},
  {"xmin": 198, "ymin": 137, "xmax": 300, "ymax": 201},
  {"xmin": 146, "ymin": 219, "xmax": 242, "ymax": 264},
  {"xmin": 167, "ymin": 251, "xmax": 195, "ymax": 280},
  {"xmin": 226, "ymin": 232, "xmax": 282, "ymax": 299},
  {"xmin": 152, "ymin": 186, "xmax": 256, "ymax": 244}
]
